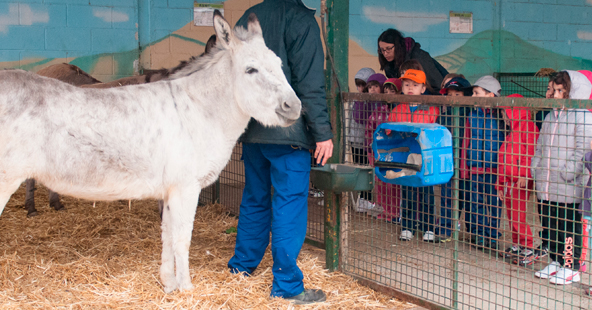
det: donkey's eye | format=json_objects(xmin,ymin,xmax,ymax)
[{"xmin": 246, "ymin": 67, "xmax": 258, "ymax": 74}]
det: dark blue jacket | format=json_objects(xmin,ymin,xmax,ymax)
[
  {"xmin": 236, "ymin": 0, "xmax": 333, "ymax": 149},
  {"xmin": 465, "ymin": 108, "xmax": 505, "ymax": 169}
]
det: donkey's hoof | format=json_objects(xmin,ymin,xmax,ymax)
[
  {"xmin": 163, "ymin": 284, "xmax": 178, "ymax": 294},
  {"xmin": 178, "ymin": 282, "xmax": 194, "ymax": 292},
  {"xmin": 52, "ymin": 203, "xmax": 66, "ymax": 212},
  {"xmin": 27, "ymin": 211, "xmax": 39, "ymax": 218}
]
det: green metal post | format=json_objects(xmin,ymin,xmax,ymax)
[
  {"xmin": 324, "ymin": 191, "xmax": 341, "ymax": 272},
  {"xmin": 451, "ymin": 106, "xmax": 461, "ymax": 309},
  {"xmin": 323, "ymin": 0, "xmax": 348, "ymax": 272}
]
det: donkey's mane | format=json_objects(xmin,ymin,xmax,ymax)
[{"xmin": 168, "ymin": 26, "xmax": 253, "ymax": 80}]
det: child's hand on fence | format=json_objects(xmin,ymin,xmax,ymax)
[
  {"xmin": 516, "ymin": 177, "xmax": 527, "ymax": 188},
  {"xmin": 498, "ymin": 185, "xmax": 505, "ymax": 201}
]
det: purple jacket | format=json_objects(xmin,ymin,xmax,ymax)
[
  {"xmin": 582, "ymin": 151, "xmax": 592, "ymax": 217},
  {"xmin": 352, "ymin": 101, "xmax": 382, "ymax": 125}
]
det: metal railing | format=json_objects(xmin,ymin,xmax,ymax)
[{"xmin": 340, "ymin": 92, "xmax": 592, "ymax": 309}]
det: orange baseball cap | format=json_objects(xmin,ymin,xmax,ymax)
[{"xmin": 400, "ymin": 69, "xmax": 426, "ymax": 84}]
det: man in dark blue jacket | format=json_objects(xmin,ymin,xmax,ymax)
[{"xmin": 228, "ymin": 0, "xmax": 333, "ymax": 305}]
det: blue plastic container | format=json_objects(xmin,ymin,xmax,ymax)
[{"xmin": 372, "ymin": 122, "xmax": 453, "ymax": 187}]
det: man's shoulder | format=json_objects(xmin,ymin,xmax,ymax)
[{"xmin": 238, "ymin": 0, "xmax": 315, "ymax": 28}]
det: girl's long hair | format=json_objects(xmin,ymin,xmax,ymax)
[{"xmin": 378, "ymin": 29, "xmax": 406, "ymax": 71}]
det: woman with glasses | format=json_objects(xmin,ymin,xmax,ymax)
[{"xmin": 377, "ymin": 28, "xmax": 448, "ymax": 93}]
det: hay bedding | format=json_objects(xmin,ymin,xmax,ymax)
[{"xmin": 0, "ymin": 184, "xmax": 414, "ymax": 309}]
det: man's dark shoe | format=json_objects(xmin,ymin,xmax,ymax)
[{"xmin": 284, "ymin": 289, "xmax": 327, "ymax": 305}]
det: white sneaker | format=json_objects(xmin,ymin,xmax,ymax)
[
  {"xmin": 367, "ymin": 203, "xmax": 383, "ymax": 217},
  {"xmin": 549, "ymin": 267, "xmax": 581, "ymax": 285},
  {"xmin": 354, "ymin": 198, "xmax": 368, "ymax": 212},
  {"xmin": 399, "ymin": 230, "xmax": 413, "ymax": 241},
  {"xmin": 535, "ymin": 261, "xmax": 561, "ymax": 279},
  {"xmin": 423, "ymin": 231, "xmax": 435, "ymax": 242}
]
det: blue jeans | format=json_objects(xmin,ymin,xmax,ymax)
[
  {"xmin": 228, "ymin": 143, "xmax": 310, "ymax": 298},
  {"xmin": 438, "ymin": 179, "xmax": 470, "ymax": 237},
  {"xmin": 401, "ymin": 186, "xmax": 435, "ymax": 233},
  {"xmin": 467, "ymin": 173, "xmax": 501, "ymax": 239}
]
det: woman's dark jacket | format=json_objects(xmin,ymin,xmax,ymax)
[{"xmin": 383, "ymin": 38, "xmax": 448, "ymax": 93}]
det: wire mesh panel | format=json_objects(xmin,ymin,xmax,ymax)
[
  {"xmin": 204, "ymin": 142, "xmax": 325, "ymax": 245},
  {"xmin": 216, "ymin": 143, "xmax": 245, "ymax": 216},
  {"xmin": 341, "ymin": 92, "xmax": 592, "ymax": 309},
  {"xmin": 494, "ymin": 73, "xmax": 549, "ymax": 98}
]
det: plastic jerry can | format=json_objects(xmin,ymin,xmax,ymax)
[{"xmin": 372, "ymin": 122, "xmax": 453, "ymax": 187}]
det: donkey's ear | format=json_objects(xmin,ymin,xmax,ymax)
[
  {"xmin": 213, "ymin": 10, "xmax": 234, "ymax": 49},
  {"xmin": 247, "ymin": 13, "xmax": 262, "ymax": 37}
]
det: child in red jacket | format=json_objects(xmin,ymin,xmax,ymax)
[
  {"xmin": 496, "ymin": 94, "xmax": 539, "ymax": 263},
  {"xmin": 388, "ymin": 69, "xmax": 440, "ymax": 242}
]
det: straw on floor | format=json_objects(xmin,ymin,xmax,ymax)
[{"xmin": 0, "ymin": 184, "xmax": 414, "ymax": 309}]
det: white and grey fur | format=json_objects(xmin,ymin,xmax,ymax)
[{"xmin": 0, "ymin": 11, "xmax": 301, "ymax": 293}]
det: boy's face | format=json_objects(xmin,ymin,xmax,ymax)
[
  {"xmin": 472, "ymin": 86, "xmax": 495, "ymax": 98},
  {"xmin": 447, "ymin": 89, "xmax": 465, "ymax": 97},
  {"xmin": 368, "ymin": 84, "xmax": 381, "ymax": 94},
  {"xmin": 357, "ymin": 83, "xmax": 366, "ymax": 93},
  {"xmin": 552, "ymin": 83, "xmax": 567, "ymax": 99},
  {"xmin": 546, "ymin": 81, "xmax": 554, "ymax": 99},
  {"xmin": 401, "ymin": 79, "xmax": 426, "ymax": 95}
]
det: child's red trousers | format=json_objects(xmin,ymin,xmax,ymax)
[{"xmin": 503, "ymin": 182, "xmax": 534, "ymax": 248}]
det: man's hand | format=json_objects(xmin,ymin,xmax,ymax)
[{"xmin": 315, "ymin": 139, "xmax": 333, "ymax": 166}]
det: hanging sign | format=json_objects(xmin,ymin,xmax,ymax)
[{"xmin": 449, "ymin": 12, "xmax": 473, "ymax": 34}]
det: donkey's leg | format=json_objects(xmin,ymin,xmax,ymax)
[
  {"xmin": 160, "ymin": 198, "xmax": 177, "ymax": 293},
  {"xmin": 25, "ymin": 179, "xmax": 38, "ymax": 217},
  {"xmin": 160, "ymin": 185, "xmax": 200, "ymax": 292},
  {"xmin": 48, "ymin": 189, "xmax": 65, "ymax": 211}
]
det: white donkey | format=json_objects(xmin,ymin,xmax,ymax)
[{"xmin": 0, "ymin": 11, "xmax": 301, "ymax": 293}]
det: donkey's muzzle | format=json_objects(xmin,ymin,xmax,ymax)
[{"xmin": 275, "ymin": 95, "xmax": 301, "ymax": 126}]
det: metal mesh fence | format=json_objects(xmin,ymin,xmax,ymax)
[
  {"xmin": 494, "ymin": 73, "xmax": 549, "ymax": 98},
  {"xmin": 200, "ymin": 142, "xmax": 326, "ymax": 245},
  {"xmin": 341, "ymin": 92, "xmax": 592, "ymax": 309}
]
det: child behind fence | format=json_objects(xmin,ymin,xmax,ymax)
[
  {"xmin": 495, "ymin": 94, "xmax": 538, "ymax": 264},
  {"xmin": 365, "ymin": 78, "xmax": 403, "ymax": 222},
  {"xmin": 460, "ymin": 76, "xmax": 505, "ymax": 251},
  {"xmin": 532, "ymin": 70, "xmax": 592, "ymax": 285},
  {"xmin": 437, "ymin": 76, "xmax": 472, "ymax": 241},
  {"xmin": 349, "ymin": 68, "xmax": 375, "ymax": 210},
  {"xmin": 353, "ymin": 73, "xmax": 386, "ymax": 213},
  {"xmin": 387, "ymin": 69, "xmax": 440, "ymax": 242}
]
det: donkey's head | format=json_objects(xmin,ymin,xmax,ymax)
[{"xmin": 213, "ymin": 11, "xmax": 301, "ymax": 127}]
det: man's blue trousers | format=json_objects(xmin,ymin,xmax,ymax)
[{"xmin": 228, "ymin": 143, "xmax": 310, "ymax": 298}]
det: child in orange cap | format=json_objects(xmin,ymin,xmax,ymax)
[{"xmin": 388, "ymin": 69, "xmax": 440, "ymax": 242}]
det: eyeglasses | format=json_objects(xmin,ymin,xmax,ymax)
[{"xmin": 378, "ymin": 45, "xmax": 395, "ymax": 54}]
